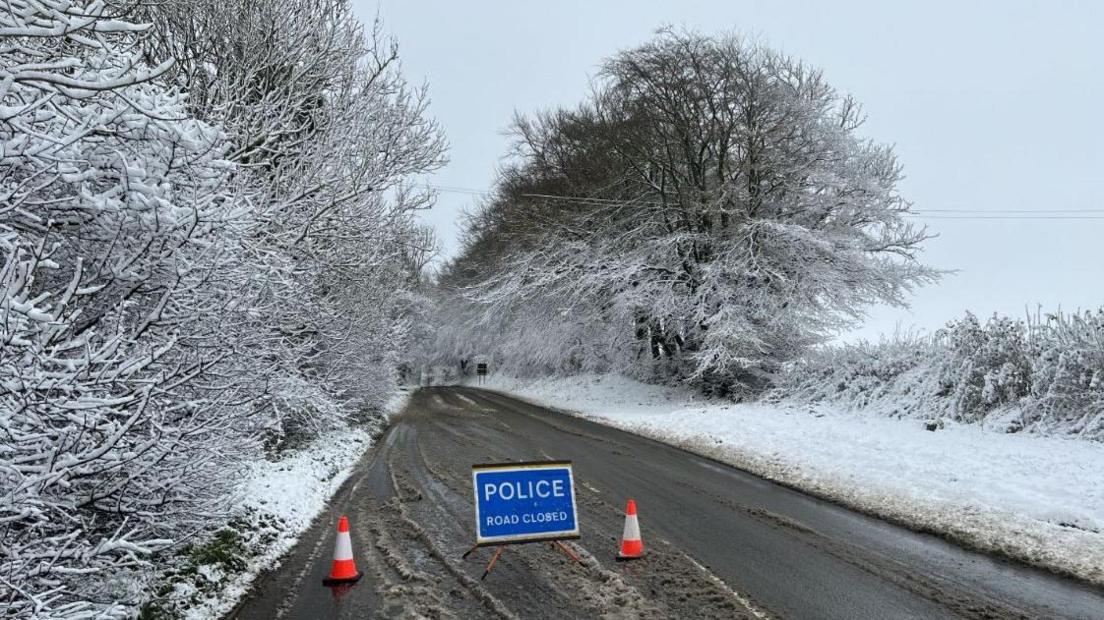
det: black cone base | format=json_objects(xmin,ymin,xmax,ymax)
[{"xmin": 323, "ymin": 570, "xmax": 364, "ymax": 586}]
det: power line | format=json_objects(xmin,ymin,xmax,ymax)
[
  {"xmin": 904, "ymin": 214, "xmax": 1104, "ymax": 220},
  {"xmin": 425, "ymin": 184, "xmax": 490, "ymax": 195},
  {"xmin": 914, "ymin": 208, "xmax": 1104, "ymax": 214},
  {"xmin": 423, "ymin": 184, "xmax": 1104, "ymax": 220}
]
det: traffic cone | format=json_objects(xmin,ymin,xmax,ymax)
[
  {"xmin": 322, "ymin": 516, "xmax": 363, "ymax": 586},
  {"xmin": 616, "ymin": 499, "xmax": 645, "ymax": 560}
]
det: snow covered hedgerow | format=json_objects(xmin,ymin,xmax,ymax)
[
  {"xmin": 769, "ymin": 332, "xmax": 945, "ymax": 418},
  {"xmin": 1026, "ymin": 309, "xmax": 1104, "ymax": 437},
  {"xmin": 937, "ymin": 312, "xmax": 1033, "ymax": 421},
  {"xmin": 772, "ymin": 310, "xmax": 1104, "ymax": 439}
]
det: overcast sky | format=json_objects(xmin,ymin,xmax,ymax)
[{"xmin": 355, "ymin": 0, "xmax": 1103, "ymax": 341}]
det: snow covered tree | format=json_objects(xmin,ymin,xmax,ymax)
[
  {"xmin": 0, "ymin": 1, "xmax": 248, "ymax": 615},
  {"xmin": 442, "ymin": 30, "xmax": 938, "ymax": 390},
  {"xmin": 1, "ymin": 1, "xmax": 444, "ymax": 615},
  {"xmin": 138, "ymin": 0, "xmax": 446, "ymax": 435}
]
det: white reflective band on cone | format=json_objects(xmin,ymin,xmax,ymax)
[
  {"xmin": 334, "ymin": 531, "xmax": 354, "ymax": 560},
  {"xmin": 622, "ymin": 514, "xmax": 641, "ymax": 541}
]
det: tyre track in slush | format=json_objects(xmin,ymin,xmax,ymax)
[
  {"xmin": 411, "ymin": 393, "xmax": 763, "ymax": 618},
  {"xmin": 231, "ymin": 388, "xmax": 756, "ymax": 618},
  {"xmin": 407, "ymin": 393, "xmax": 737, "ymax": 618},
  {"xmin": 229, "ymin": 387, "xmax": 1104, "ymax": 619}
]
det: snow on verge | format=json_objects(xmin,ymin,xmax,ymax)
[
  {"xmin": 173, "ymin": 390, "xmax": 410, "ymax": 619},
  {"xmin": 480, "ymin": 374, "xmax": 1104, "ymax": 587}
]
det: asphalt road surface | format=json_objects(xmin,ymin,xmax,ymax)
[{"xmin": 229, "ymin": 386, "xmax": 1104, "ymax": 619}]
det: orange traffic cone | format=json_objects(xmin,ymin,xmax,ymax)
[
  {"xmin": 322, "ymin": 515, "xmax": 363, "ymax": 586},
  {"xmin": 616, "ymin": 499, "xmax": 646, "ymax": 560}
]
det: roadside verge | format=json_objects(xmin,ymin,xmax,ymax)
[{"xmin": 144, "ymin": 390, "xmax": 410, "ymax": 619}]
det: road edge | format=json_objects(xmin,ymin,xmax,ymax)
[{"xmin": 182, "ymin": 389, "xmax": 412, "ymax": 620}]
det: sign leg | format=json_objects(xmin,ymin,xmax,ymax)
[
  {"xmin": 462, "ymin": 544, "xmax": 480, "ymax": 560},
  {"xmin": 481, "ymin": 546, "xmax": 507, "ymax": 580},
  {"xmin": 551, "ymin": 540, "xmax": 582, "ymax": 564}
]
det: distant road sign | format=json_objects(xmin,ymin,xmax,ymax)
[
  {"xmin": 472, "ymin": 461, "xmax": 579, "ymax": 546},
  {"xmin": 477, "ymin": 362, "xmax": 488, "ymax": 376}
]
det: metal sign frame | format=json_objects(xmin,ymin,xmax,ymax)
[{"xmin": 471, "ymin": 460, "xmax": 580, "ymax": 547}]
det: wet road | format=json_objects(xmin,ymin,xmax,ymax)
[{"xmin": 228, "ymin": 386, "xmax": 1104, "ymax": 619}]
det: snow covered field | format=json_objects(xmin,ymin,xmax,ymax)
[{"xmin": 479, "ymin": 374, "xmax": 1104, "ymax": 587}]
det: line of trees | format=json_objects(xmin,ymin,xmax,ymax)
[
  {"xmin": 1, "ymin": 1, "xmax": 443, "ymax": 616},
  {"xmin": 431, "ymin": 29, "xmax": 937, "ymax": 393}
]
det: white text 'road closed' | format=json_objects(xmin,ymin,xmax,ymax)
[{"xmin": 471, "ymin": 461, "xmax": 580, "ymax": 545}]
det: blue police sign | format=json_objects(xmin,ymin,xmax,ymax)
[{"xmin": 472, "ymin": 461, "xmax": 580, "ymax": 545}]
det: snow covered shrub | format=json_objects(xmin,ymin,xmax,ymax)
[
  {"xmin": 936, "ymin": 313, "xmax": 1032, "ymax": 422},
  {"xmin": 0, "ymin": 2, "xmax": 252, "ymax": 616},
  {"xmin": 772, "ymin": 309, "xmax": 1104, "ymax": 440},
  {"xmin": 769, "ymin": 333, "xmax": 944, "ymax": 417},
  {"xmin": 1026, "ymin": 310, "xmax": 1104, "ymax": 437}
]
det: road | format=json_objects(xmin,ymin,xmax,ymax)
[{"xmin": 229, "ymin": 386, "xmax": 1104, "ymax": 619}]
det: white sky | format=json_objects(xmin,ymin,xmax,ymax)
[{"xmin": 356, "ymin": 0, "xmax": 1104, "ymax": 341}]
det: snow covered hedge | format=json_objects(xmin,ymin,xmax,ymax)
[
  {"xmin": 1, "ymin": 1, "xmax": 441, "ymax": 616},
  {"xmin": 773, "ymin": 309, "xmax": 1104, "ymax": 439}
]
